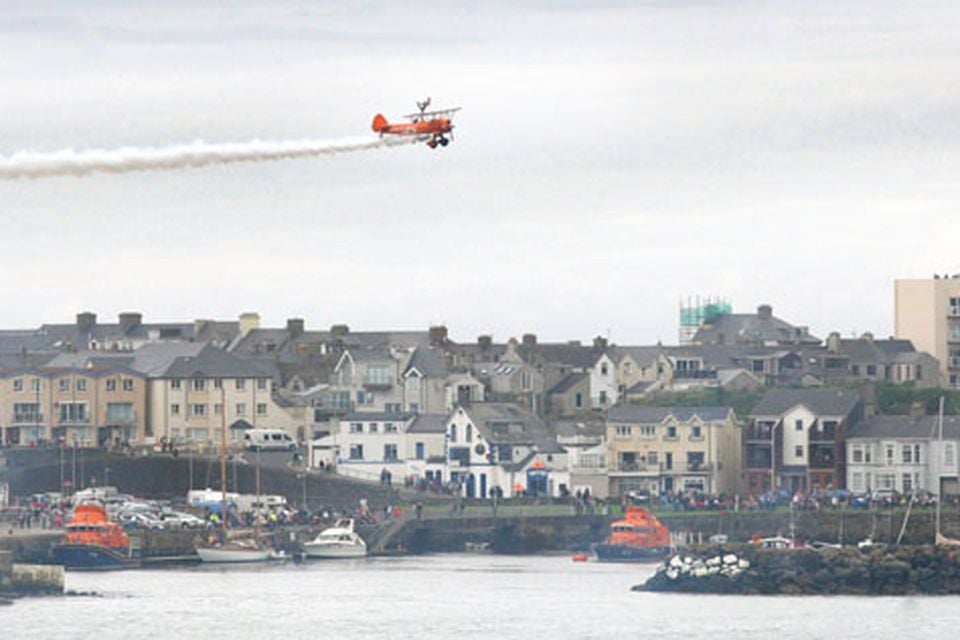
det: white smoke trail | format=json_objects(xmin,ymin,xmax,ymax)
[{"xmin": 0, "ymin": 134, "xmax": 426, "ymax": 180}]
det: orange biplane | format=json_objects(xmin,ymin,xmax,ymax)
[{"xmin": 371, "ymin": 98, "xmax": 461, "ymax": 149}]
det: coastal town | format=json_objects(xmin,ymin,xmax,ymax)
[{"xmin": 1, "ymin": 276, "xmax": 960, "ymax": 507}]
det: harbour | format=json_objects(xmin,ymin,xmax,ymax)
[{"xmin": 6, "ymin": 554, "xmax": 960, "ymax": 640}]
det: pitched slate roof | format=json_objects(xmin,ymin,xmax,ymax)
[
  {"xmin": 847, "ymin": 415, "xmax": 960, "ymax": 440},
  {"xmin": 341, "ymin": 411, "xmax": 416, "ymax": 423},
  {"xmin": 163, "ymin": 344, "xmax": 274, "ymax": 379},
  {"xmin": 462, "ymin": 403, "xmax": 565, "ymax": 453},
  {"xmin": 404, "ymin": 347, "xmax": 448, "ymax": 377},
  {"xmin": 546, "ymin": 372, "xmax": 588, "ymax": 395},
  {"xmin": 407, "ymin": 414, "xmax": 448, "ymax": 434},
  {"xmin": 693, "ymin": 306, "xmax": 820, "ymax": 346},
  {"xmin": 607, "ymin": 404, "xmax": 732, "ymax": 423},
  {"xmin": 750, "ymin": 388, "xmax": 860, "ymax": 418}
]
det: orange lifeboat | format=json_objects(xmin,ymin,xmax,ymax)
[
  {"xmin": 54, "ymin": 502, "xmax": 137, "ymax": 569},
  {"xmin": 594, "ymin": 506, "xmax": 671, "ymax": 562}
]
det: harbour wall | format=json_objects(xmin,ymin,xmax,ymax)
[{"xmin": 638, "ymin": 544, "xmax": 960, "ymax": 595}]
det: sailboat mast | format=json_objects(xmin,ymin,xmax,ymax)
[
  {"xmin": 220, "ymin": 383, "xmax": 228, "ymax": 538},
  {"xmin": 936, "ymin": 396, "xmax": 944, "ymax": 542}
]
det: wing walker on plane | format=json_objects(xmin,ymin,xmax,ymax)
[{"xmin": 371, "ymin": 98, "xmax": 461, "ymax": 149}]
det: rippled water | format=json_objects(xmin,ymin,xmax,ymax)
[{"xmin": 7, "ymin": 555, "xmax": 960, "ymax": 639}]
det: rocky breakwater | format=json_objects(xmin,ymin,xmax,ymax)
[{"xmin": 636, "ymin": 544, "xmax": 960, "ymax": 595}]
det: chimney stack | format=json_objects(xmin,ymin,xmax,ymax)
[
  {"xmin": 429, "ymin": 325, "xmax": 449, "ymax": 347},
  {"xmin": 757, "ymin": 304, "xmax": 773, "ymax": 320},
  {"xmin": 118, "ymin": 312, "xmax": 142, "ymax": 334},
  {"xmin": 239, "ymin": 312, "xmax": 260, "ymax": 337},
  {"xmin": 76, "ymin": 312, "xmax": 97, "ymax": 332},
  {"xmin": 478, "ymin": 335, "xmax": 492, "ymax": 350},
  {"xmin": 330, "ymin": 324, "xmax": 349, "ymax": 338},
  {"xmin": 522, "ymin": 333, "xmax": 537, "ymax": 347},
  {"xmin": 593, "ymin": 335, "xmax": 608, "ymax": 350},
  {"xmin": 287, "ymin": 318, "xmax": 305, "ymax": 339}
]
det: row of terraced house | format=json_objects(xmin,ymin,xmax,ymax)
[{"xmin": 0, "ymin": 281, "xmax": 958, "ymax": 499}]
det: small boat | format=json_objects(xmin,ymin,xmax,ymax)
[
  {"xmin": 303, "ymin": 518, "xmax": 367, "ymax": 559},
  {"xmin": 53, "ymin": 502, "xmax": 140, "ymax": 570},
  {"xmin": 594, "ymin": 506, "xmax": 670, "ymax": 562}
]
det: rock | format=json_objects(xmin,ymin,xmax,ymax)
[{"xmin": 723, "ymin": 554, "xmax": 738, "ymax": 565}]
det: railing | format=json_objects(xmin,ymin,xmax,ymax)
[
  {"xmin": 672, "ymin": 369, "xmax": 718, "ymax": 380},
  {"xmin": 685, "ymin": 462, "xmax": 712, "ymax": 472},
  {"xmin": 745, "ymin": 428, "xmax": 774, "ymax": 440},
  {"xmin": 614, "ymin": 461, "xmax": 662, "ymax": 473},
  {"xmin": 13, "ymin": 414, "xmax": 43, "ymax": 424},
  {"xmin": 362, "ymin": 382, "xmax": 393, "ymax": 391},
  {"xmin": 809, "ymin": 429, "xmax": 837, "ymax": 441}
]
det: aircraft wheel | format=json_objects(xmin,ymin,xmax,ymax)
[
  {"xmin": 440, "ymin": 138, "xmax": 449, "ymax": 147},
  {"xmin": 427, "ymin": 140, "xmax": 438, "ymax": 149}
]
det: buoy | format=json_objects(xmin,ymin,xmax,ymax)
[{"xmin": 572, "ymin": 553, "xmax": 589, "ymax": 562}]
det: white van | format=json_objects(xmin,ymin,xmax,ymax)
[{"xmin": 244, "ymin": 428, "xmax": 296, "ymax": 451}]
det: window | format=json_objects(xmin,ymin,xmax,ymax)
[
  {"xmin": 31, "ymin": 379, "xmax": 42, "ymax": 392},
  {"xmin": 257, "ymin": 378, "xmax": 268, "ymax": 390},
  {"xmin": 852, "ymin": 446, "xmax": 863, "ymax": 463},
  {"xmin": 885, "ymin": 444, "xmax": 894, "ymax": 465},
  {"xmin": 466, "ymin": 424, "xmax": 473, "ymax": 442},
  {"xmin": 666, "ymin": 426, "xmax": 677, "ymax": 439},
  {"xmin": 599, "ymin": 391, "xmax": 608, "ymax": 405},
  {"xmin": 235, "ymin": 403, "xmax": 246, "ymax": 416},
  {"xmin": 852, "ymin": 365, "xmax": 860, "ymax": 376},
  {"xmin": 615, "ymin": 425, "xmax": 632, "ymax": 437},
  {"xmin": 214, "ymin": 403, "xmax": 223, "ymax": 415},
  {"xmin": 385, "ymin": 403, "xmax": 402, "ymax": 414},
  {"xmin": 192, "ymin": 379, "xmax": 205, "ymax": 391},
  {"xmin": 951, "ymin": 296, "xmax": 960, "ymax": 316},
  {"xmin": 65, "ymin": 379, "xmax": 76, "ymax": 392},
  {"xmin": 902, "ymin": 473, "xmax": 913, "ymax": 494},
  {"xmin": 369, "ymin": 423, "xmax": 379, "ymax": 433},
  {"xmin": 75, "ymin": 379, "xmax": 86, "ymax": 392},
  {"xmin": 521, "ymin": 371, "xmax": 531, "ymax": 390},
  {"xmin": 851, "ymin": 472, "xmax": 864, "ymax": 492},
  {"xmin": 575, "ymin": 393, "xmax": 583, "ymax": 409},
  {"xmin": 171, "ymin": 380, "xmax": 181, "ymax": 390},
  {"xmin": 171, "ymin": 403, "xmax": 181, "ymax": 415},
  {"xmin": 409, "ymin": 403, "xmax": 420, "ymax": 415},
  {"xmin": 450, "ymin": 424, "xmax": 457, "ymax": 442},
  {"xmin": 794, "ymin": 419, "xmax": 803, "ymax": 431},
  {"xmin": 235, "ymin": 379, "xmax": 246, "ymax": 390},
  {"xmin": 14, "ymin": 403, "xmax": 41, "ymax": 423},
  {"xmin": 415, "ymin": 442, "xmax": 425, "ymax": 460},
  {"xmin": 123, "ymin": 378, "xmax": 134, "ymax": 392},
  {"xmin": 106, "ymin": 402, "xmax": 134, "ymax": 423},
  {"xmin": 902, "ymin": 444, "xmax": 913, "ymax": 464},
  {"xmin": 349, "ymin": 444, "xmax": 364, "ymax": 460},
  {"xmin": 795, "ymin": 445, "xmax": 804, "ymax": 458},
  {"xmin": 384, "ymin": 423, "xmax": 398, "ymax": 433},
  {"xmin": 349, "ymin": 423, "xmax": 363, "ymax": 434},
  {"xmin": 878, "ymin": 473, "xmax": 895, "ymax": 490},
  {"xmin": 691, "ymin": 425, "xmax": 702, "ymax": 439},
  {"xmin": 647, "ymin": 451, "xmax": 658, "ymax": 464},
  {"xmin": 866, "ymin": 365, "xmax": 877, "ymax": 377},
  {"xmin": 213, "ymin": 379, "xmax": 223, "ymax": 389},
  {"xmin": 640, "ymin": 425, "xmax": 656, "ymax": 437},
  {"xmin": 256, "ymin": 403, "xmax": 267, "ymax": 416},
  {"xmin": 13, "ymin": 379, "xmax": 23, "ymax": 392},
  {"xmin": 192, "ymin": 404, "xmax": 206, "ymax": 416},
  {"xmin": 384, "ymin": 444, "xmax": 398, "ymax": 461},
  {"xmin": 914, "ymin": 444, "xmax": 921, "ymax": 464},
  {"xmin": 357, "ymin": 391, "xmax": 373, "ymax": 405},
  {"xmin": 59, "ymin": 402, "xmax": 88, "ymax": 423},
  {"xmin": 752, "ymin": 360, "xmax": 765, "ymax": 373},
  {"xmin": 364, "ymin": 365, "xmax": 392, "ymax": 385},
  {"xmin": 946, "ymin": 443, "xmax": 956, "ymax": 466}
]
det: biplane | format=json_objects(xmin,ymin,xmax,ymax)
[{"xmin": 371, "ymin": 98, "xmax": 461, "ymax": 149}]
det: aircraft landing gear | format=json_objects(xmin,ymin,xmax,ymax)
[
  {"xmin": 427, "ymin": 139, "xmax": 438, "ymax": 149},
  {"xmin": 438, "ymin": 137, "xmax": 449, "ymax": 147}
]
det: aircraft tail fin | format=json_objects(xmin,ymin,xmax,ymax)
[{"xmin": 371, "ymin": 114, "xmax": 388, "ymax": 133}]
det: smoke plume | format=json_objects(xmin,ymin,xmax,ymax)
[{"xmin": 0, "ymin": 135, "xmax": 425, "ymax": 180}]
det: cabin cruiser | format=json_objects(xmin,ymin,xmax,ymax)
[{"xmin": 303, "ymin": 518, "xmax": 367, "ymax": 559}]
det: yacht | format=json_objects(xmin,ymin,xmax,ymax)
[{"xmin": 303, "ymin": 518, "xmax": 367, "ymax": 559}]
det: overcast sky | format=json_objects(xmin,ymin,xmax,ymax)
[{"xmin": 2, "ymin": 1, "xmax": 959, "ymax": 345}]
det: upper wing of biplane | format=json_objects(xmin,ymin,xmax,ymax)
[{"xmin": 403, "ymin": 107, "xmax": 462, "ymax": 122}]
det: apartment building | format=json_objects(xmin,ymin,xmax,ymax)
[{"xmin": 895, "ymin": 276, "xmax": 960, "ymax": 386}]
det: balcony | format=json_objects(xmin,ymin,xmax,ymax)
[
  {"xmin": 685, "ymin": 462, "xmax": 713, "ymax": 473},
  {"xmin": 610, "ymin": 461, "xmax": 662, "ymax": 475},
  {"xmin": 746, "ymin": 426, "xmax": 774, "ymax": 441},
  {"xmin": 13, "ymin": 413, "xmax": 43, "ymax": 425},
  {"xmin": 59, "ymin": 417, "xmax": 91, "ymax": 425},
  {"xmin": 673, "ymin": 369, "xmax": 718, "ymax": 380},
  {"xmin": 362, "ymin": 382, "xmax": 392, "ymax": 392},
  {"xmin": 809, "ymin": 428, "xmax": 837, "ymax": 442}
]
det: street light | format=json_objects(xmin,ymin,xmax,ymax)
[{"xmin": 769, "ymin": 421, "xmax": 780, "ymax": 492}]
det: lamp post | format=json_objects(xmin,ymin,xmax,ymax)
[{"xmin": 769, "ymin": 421, "xmax": 780, "ymax": 493}]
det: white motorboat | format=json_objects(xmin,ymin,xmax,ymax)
[{"xmin": 303, "ymin": 518, "xmax": 367, "ymax": 559}]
